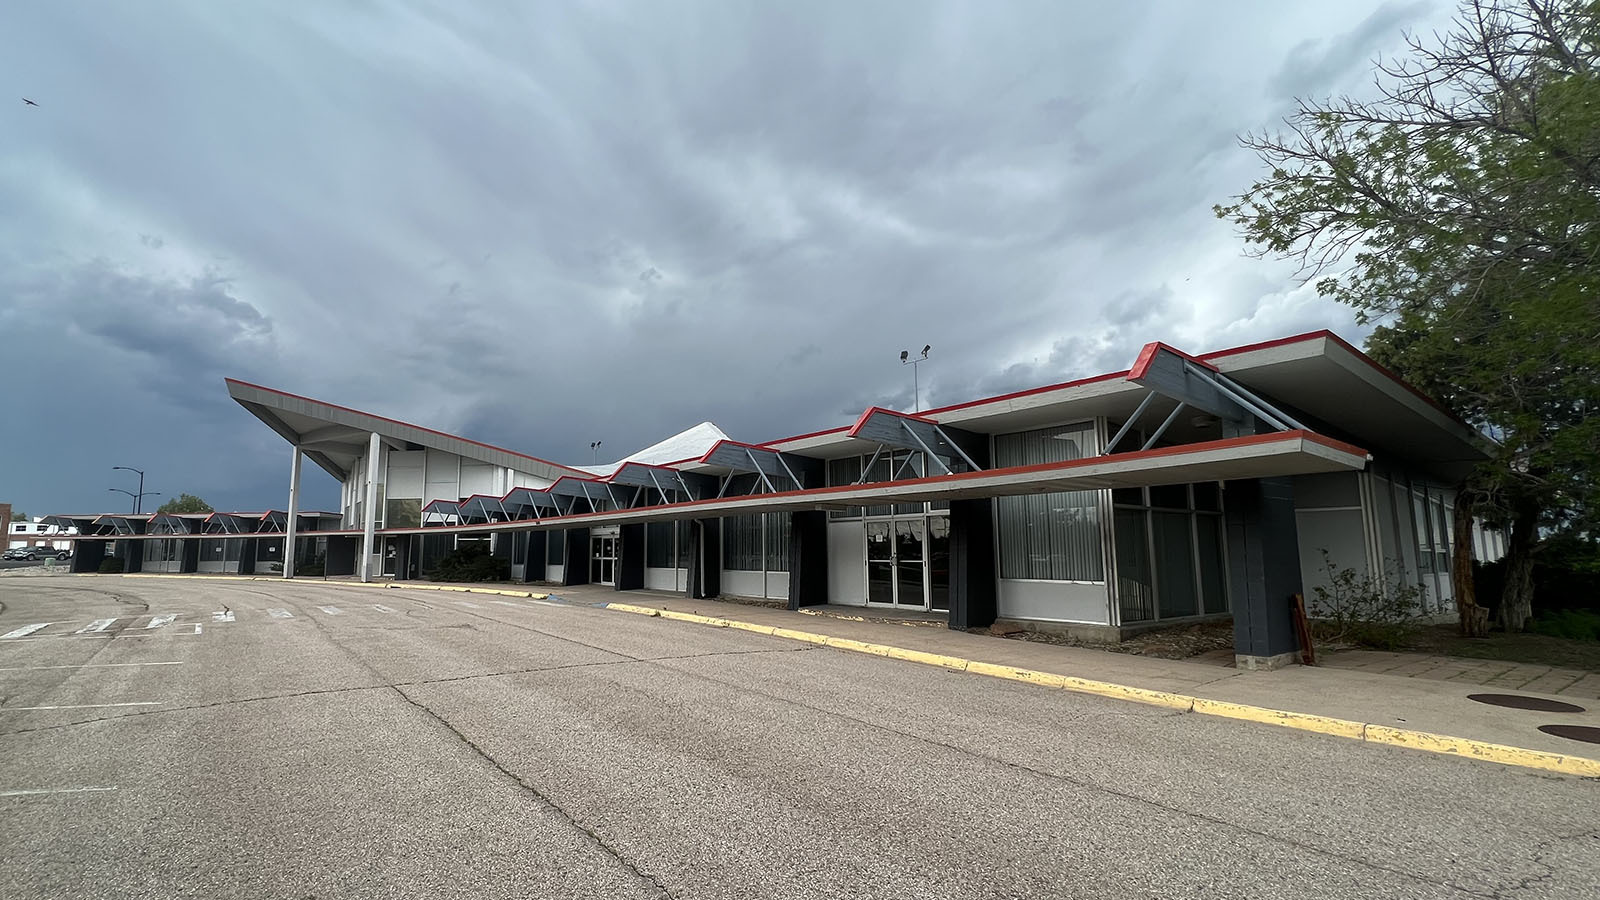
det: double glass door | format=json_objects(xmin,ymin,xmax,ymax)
[
  {"xmin": 865, "ymin": 516, "xmax": 949, "ymax": 611},
  {"xmin": 591, "ymin": 534, "xmax": 618, "ymax": 585}
]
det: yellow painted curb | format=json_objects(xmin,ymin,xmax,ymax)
[
  {"xmin": 1363, "ymin": 725, "xmax": 1600, "ymax": 777},
  {"xmin": 1190, "ymin": 698, "xmax": 1366, "ymax": 740},
  {"xmin": 605, "ymin": 603, "xmax": 1600, "ymax": 778}
]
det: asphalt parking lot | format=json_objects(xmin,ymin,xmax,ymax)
[{"xmin": 1, "ymin": 576, "xmax": 1596, "ymax": 899}]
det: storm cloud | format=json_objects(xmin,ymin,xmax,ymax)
[{"xmin": 0, "ymin": 1, "xmax": 1439, "ymax": 514}]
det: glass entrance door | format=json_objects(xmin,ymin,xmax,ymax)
[
  {"xmin": 865, "ymin": 517, "xmax": 931, "ymax": 610},
  {"xmin": 591, "ymin": 535, "xmax": 617, "ymax": 586}
]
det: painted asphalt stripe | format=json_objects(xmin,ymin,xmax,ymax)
[
  {"xmin": 317, "ymin": 606, "xmax": 342, "ymax": 616},
  {"xmin": 267, "ymin": 609, "xmax": 293, "ymax": 618},
  {"xmin": 1, "ymin": 624, "xmax": 52, "ymax": 639},
  {"xmin": 212, "ymin": 611, "xmax": 235, "ymax": 623},
  {"xmin": 603, "ymin": 602, "xmax": 1600, "ymax": 778},
  {"xmin": 373, "ymin": 605, "xmax": 396, "ymax": 613},
  {"xmin": 0, "ymin": 787, "xmax": 118, "ymax": 798},
  {"xmin": 77, "ymin": 619, "xmax": 118, "ymax": 634},
  {"xmin": 4, "ymin": 702, "xmax": 163, "ymax": 711},
  {"xmin": 0, "ymin": 662, "xmax": 183, "ymax": 672},
  {"xmin": 144, "ymin": 615, "xmax": 177, "ymax": 630},
  {"xmin": 457, "ymin": 601, "xmax": 483, "ymax": 609}
]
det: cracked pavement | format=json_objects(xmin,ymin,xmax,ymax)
[{"xmin": 1, "ymin": 577, "xmax": 1596, "ymax": 899}]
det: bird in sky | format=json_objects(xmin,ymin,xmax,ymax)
[{"xmin": 22, "ymin": 98, "xmax": 38, "ymax": 106}]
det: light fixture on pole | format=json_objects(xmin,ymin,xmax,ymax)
[
  {"xmin": 899, "ymin": 344, "xmax": 931, "ymax": 412},
  {"xmin": 589, "ymin": 440, "xmax": 603, "ymax": 464},
  {"xmin": 111, "ymin": 466, "xmax": 158, "ymax": 514}
]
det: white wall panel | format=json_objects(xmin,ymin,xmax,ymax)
[
  {"xmin": 424, "ymin": 450, "xmax": 460, "ymax": 505},
  {"xmin": 387, "ymin": 450, "xmax": 425, "ymax": 499},
  {"xmin": 997, "ymin": 580, "xmax": 1111, "ymax": 624},
  {"xmin": 645, "ymin": 568, "xmax": 684, "ymax": 592},
  {"xmin": 721, "ymin": 570, "xmax": 766, "ymax": 600},
  {"xmin": 827, "ymin": 521, "xmax": 866, "ymax": 606},
  {"xmin": 460, "ymin": 460, "xmax": 496, "ymax": 498}
]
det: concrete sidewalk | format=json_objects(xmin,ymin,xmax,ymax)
[{"xmin": 531, "ymin": 585, "xmax": 1600, "ymax": 767}]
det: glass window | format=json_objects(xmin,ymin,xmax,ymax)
[
  {"xmin": 721, "ymin": 515, "xmax": 762, "ymax": 571},
  {"xmin": 1192, "ymin": 482, "xmax": 1221, "ymax": 512},
  {"xmin": 764, "ymin": 513, "xmax": 790, "ymax": 571},
  {"xmin": 1115, "ymin": 509, "xmax": 1154, "ymax": 623},
  {"xmin": 646, "ymin": 521, "xmax": 675, "ymax": 568},
  {"xmin": 1149, "ymin": 484, "xmax": 1189, "ymax": 510},
  {"xmin": 676, "ymin": 522, "xmax": 691, "ymax": 568},
  {"xmin": 1113, "ymin": 487, "xmax": 1144, "ymax": 507},
  {"xmin": 1153, "ymin": 511, "xmax": 1199, "ymax": 617},
  {"xmin": 1195, "ymin": 515, "xmax": 1228, "ymax": 614},
  {"xmin": 547, "ymin": 529, "xmax": 566, "ymax": 565},
  {"xmin": 994, "ymin": 424, "xmax": 1104, "ymax": 581},
  {"xmin": 385, "ymin": 498, "xmax": 421, "ymax": 529}
]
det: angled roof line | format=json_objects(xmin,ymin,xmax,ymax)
[{"xmin": 225, "ymin": 378, "xmax": 589, "ymax": 477}]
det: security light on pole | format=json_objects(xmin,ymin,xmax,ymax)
[
  {"xmin": 589, "ymin": 441, "xmax": 603, "ymax": 464},
  {"xmin": 900, "ymin": 345, "xmax": 931, "ymax": 412}
]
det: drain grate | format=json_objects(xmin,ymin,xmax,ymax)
[
  {"xmin": 1538, "ymin": 724, "xmax": 1600, "ymax": 745},
  {"xmin": 1467, "ymin": 693, "xmax": 1586, "ymax": 713}
]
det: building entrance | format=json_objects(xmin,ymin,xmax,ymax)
[
  {"xmin": 591, "ymin": 527, "xmax": 619, "ymax": 586},
  {"xmin": 865, "ymin": 515, "xmax": 949, "ymax": 612}
]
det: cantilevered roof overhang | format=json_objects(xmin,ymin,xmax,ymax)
[
  {"xmin": 383, "ymin": 430, "xmax": 1367, "ymax": 536},
  {"xmin": 225, "ymin": 378, "xmax": 584, "ymax": 482}
]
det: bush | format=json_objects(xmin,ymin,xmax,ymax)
[
  {"xmin": 427, "ymin": 544, "xmax": 507, "ymax": 583},
  {"xmin": 98, "ymin": 557, "xmax": 126, "ymax": 574},
  {"xmin": 1475, "ymin": 532, "xmax": 1600, "ymax": 619},
  {"xmin": 1530, "ymin": 609, "xmax": 1600, "ymax": 642},
  {"xmin": 1309, "ymin": 552, "xmax": 1429, "ymax": 650}
]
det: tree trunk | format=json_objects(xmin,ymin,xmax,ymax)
[
  {"xmin": 1451, "ymin": 488, "xmax": 1489, "ymax": 637},
  {"xmin": 1497, "ymin": 505, "xmax": 1538, "ymax": 633}
]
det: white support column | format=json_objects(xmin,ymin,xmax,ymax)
[
  {"xmin": 284, "ymin": 446, "xmax": 302, "ymax": 579},
  {"xmin": 360, "ymin": 431, "xmax": 380, "ymax": 583}
]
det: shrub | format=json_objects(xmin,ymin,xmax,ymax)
[
  {"xmin": 98, "ymin": 557, "xmax": 126, "ymax": 574},
  {"xmin": 1530, "ymin": 609, "xmax": 1600, "ymax": 642},
  {"xmin": 1309, "ymin": 552, "xmax": 1429, "ymax": 650},
  {"xmin": 427, "ymin": 544, "xmax": 507, "ymax": 583}
]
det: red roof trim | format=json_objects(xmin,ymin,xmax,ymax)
[
  {"xmin": 394, "ymin": 430, "xmax": 1367, "ymax": 533},
  {"xmin": 225, "ymin": 377, "xmax": 589, "ymax": 476},
  {"xmin": 1127, "ymin": 342, "xmax": 1221, "ymax": 381},
  {"xmin": 844, "ymin": 406, "xmax": 939, "ymax": 438}
]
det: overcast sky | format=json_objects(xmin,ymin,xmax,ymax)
[{"xmin": 1, "ymin": 1, "xmax": 1447, "ymax": 516}]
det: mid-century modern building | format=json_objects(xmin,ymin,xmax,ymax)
[{"xmin": 48, "ymin": 330, "xmax": 1504, "ymax": 669}]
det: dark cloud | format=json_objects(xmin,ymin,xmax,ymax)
[{"xmin": 0, "ymin": 1, "xmax": 1448, "ymax": 514}]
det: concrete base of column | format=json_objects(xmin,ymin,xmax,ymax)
[{"xmin": 1234, "ymin": 651, "xmax": 1300, "ymax": 671}]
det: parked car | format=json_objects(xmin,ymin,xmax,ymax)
[{"xmin": 3, "ymin": 546, "xmax": 64, "ymax": 561}]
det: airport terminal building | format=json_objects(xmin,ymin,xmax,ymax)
[{"xmin": 44, "ymin": 331, "xmax": 1502, "ymax": 668}]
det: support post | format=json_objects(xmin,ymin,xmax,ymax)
[
  {"xmin": 359, "ymin": 432, "xmax": 380, "ymax": 583},
  {"xmin": 284, "ymin": 446, "xmax": 302, "ymax": 579}
]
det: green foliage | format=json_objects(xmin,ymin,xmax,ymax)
[
  {"xmin": 8, "ymin": 511, "xmax": 25, "ymax": 522},
  {"xmin": 98, "ymin": 557, "xmax": 126, "ymax": 574},
  {"xmin": 1530, "ymin": 609, "xmax": 1600, "ymax": 641},
  {"xmin": 427, "ymin": 543, "xmax": 507, "ymax": 583},
  {"xmin": 1217, "ymin": 0, "xmax": 1600, "ymax": 539},
  {"xmin": 1310, "ymin": 552, "xmax": 1430, "ymax": 650},
  {"xmin": 156, "ymin": 494, "xmax": 213, "ymax": 515}
]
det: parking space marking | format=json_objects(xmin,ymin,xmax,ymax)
[
  {"xmin": 144, "ymin": 615, "xmax": 177, "ymax": 630},
  {"xmin": 456, "ymin": 601, "xmax": 483, "ymax": 609},
  {"xmin": 0, "ymin": 787, "xmax": 118, "ymax": 798},
  {"xmin": 490, "ymin": 600, "xmax": 522, "ymax": 607},
  {"xmin": 4, "ymin": 702, "xmax": 163, "ymax": 711},
  {"xmin": 76, "ymin": 619, "xmax": 119, "ymax": 634},
  {"xmin": 190, "ymin": 624, "xmax": 203, "ymax": 635},
  {"xmin": 373, "ymin": 605, "xmax": 396, "ymax": 613},
  {"xmin": 212, "ymin": 611, "xmax": 235, "ymax": 623},
  {"xmin": 1, "ymin": 624, "xmax": 52, "ymax": 640},
  {"xmin": 317, "ymin": 606, "xmax": 343, "ymax": 616},
  {"xmin": 0, "ymin": 661, "xmax": 183, "ymax": 672},
  {"xmin": 267, "ymin": 609, "xmax": 293, "ymax": 619}
]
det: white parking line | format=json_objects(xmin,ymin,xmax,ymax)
[
  {"xmin": 212, "ymin": 611, "xmax": 235, "ymax": 623},
  {"xmin": 1, "ymin": 624, "xmax": 52, "ymax": 639},
  {"xmin": 457, "ymin": 601, "xmax": 483, "ymax": 609},
  {"xmin": 373, "ymin": 605, "xmax": 396, "ymax": 613},
  {"xmin": 76, "ymin": 619, "xmax": 118, "ymax": 634},
  {"xmin": 191, "ymin": 624, "xmax": 203, "ymax": 635},
  {"xmin": 317, "ymin": 606, "xmax": 343, "ymax": 616},
  {"xmin": 144, "ymin": 615, "xmax": 177, "ymax": 630},
  {"xmin": 0, "ymin": 662, "xmax": 183, "ymax": 672},
  {"xmin": 531, "ymin": 600, "xmax": 563, "ymax": 607},
  {"xmin": 267, "ymin": 609, "xmax": 293, "ymax": 619},
  {"xmin": 4, "ymin": 702, "xmax": 163, "ymax": 711},
  {"xmin": 490, "ymin": 600, "xmax": 521, "ymax": 607},
  {"xmin": 0, "ymin": 787, "xmax": 118, "ymax": 798}
]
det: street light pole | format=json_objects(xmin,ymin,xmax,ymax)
[
  {"xmin": 111, "ymin": 466, "xmax": 154, "ymax": 514},
  {"xmin": 899, "ymin": 345, "xmax": 931, "ymax": 413}
]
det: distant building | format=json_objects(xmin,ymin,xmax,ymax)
[{"xmin": 7, "ymin": 515, "xmax": 77, "ymax": 550}]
